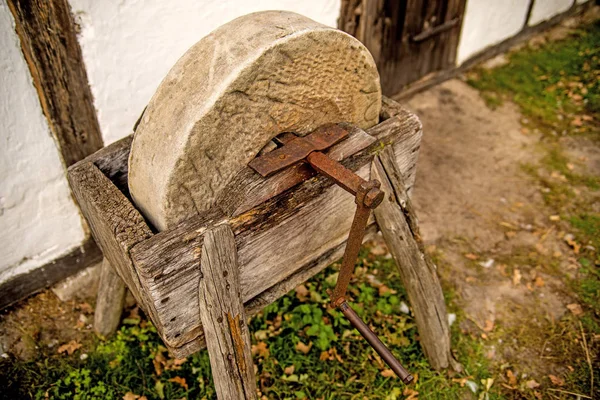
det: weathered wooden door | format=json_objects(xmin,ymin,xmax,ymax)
[{"xmin": 339, "ymin": 0, "xmax": 467, "ymax": 96}]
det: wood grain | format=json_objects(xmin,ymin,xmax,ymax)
[
  {"xmin": 7, "ymin": 0, "xmax": 103, "ymax": 166},
  {"xmin": 371, "ymin": 147, "xmax": 460, "ymax": 371},
  {"xmin": 94, "ymin": 258, "xmax": 127, "ymax": 338},
  {"xmin": 67, "ymin": 162, "xmax": 157, "ymax": 324},
  {"xmin": 199, "ymin": 225, "xmax": 257, "ymax": 399}
]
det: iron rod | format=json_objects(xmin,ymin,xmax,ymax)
[{"xmin": 339, "ymin": 301, "xmax": 413, "ymax": 384}]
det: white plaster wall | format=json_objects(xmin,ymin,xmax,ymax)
[
  {"xmin": 529, "ymin": 0, "xmax": 574, "ymax": 25},
  {"xmin": 69, "ymin": 0, "xmax": 341, "ymax": 145},
  {"xmin": 457, "ymin": 0, "xmax": 530, "ymax": 65},
  {"xmin": 0, "ymin": 2, "xmax": 85, "ymax": 283}
]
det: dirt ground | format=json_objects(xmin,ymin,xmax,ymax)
[{"xmin": 405, "ymin": 79, "xmax": 591, "ymax": 377}]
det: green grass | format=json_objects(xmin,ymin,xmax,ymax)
[
  {"xmin": 468, "ymin": 20, "xmax": 600, "ymax": 138},
  {"xmin": 0, "ymin": 251, "xmax": 498, "ymax": 400}
]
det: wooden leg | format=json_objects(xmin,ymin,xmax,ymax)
[
  {"xmin": 94, "ymin": 257, "xmax": 126, "ymax": 338},
  {"xmin": 371, "ymin": 147, "xmax": 461, "ymax": 372},
  {"xmin": 199, "ymin": 224, "xmax": 257, "ymax": 400}
]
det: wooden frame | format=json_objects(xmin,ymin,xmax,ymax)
[{"xmin": 67, "ymin": 97, "xmax": 421, "ymax": 356}]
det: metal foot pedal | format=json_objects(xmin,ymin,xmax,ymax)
[{"xmin": 250, "ymin": 124, "xmax": 414, "ymax": 384}]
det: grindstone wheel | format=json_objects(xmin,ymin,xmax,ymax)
[{"xmin": 128, "ymin": 11, "xmax": 381, "ymax": 231}]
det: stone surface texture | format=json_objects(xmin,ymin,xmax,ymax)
[{"xmin": 128, "ymin": 11, "xmax": 381, "ymax": 231}]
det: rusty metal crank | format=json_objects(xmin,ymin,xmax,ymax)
[{"xmin": 249, "ymin": 124, "xmax": 414, "ymax": 384}]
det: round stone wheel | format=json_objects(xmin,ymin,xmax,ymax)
[{"xmin": 128, "ymin": 11, "xmax": 381, "ymax": 231}]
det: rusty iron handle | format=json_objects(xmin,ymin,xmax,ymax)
[
  {"xmin": 339, "ymin": 301, "xmax": 414, "ymax": 384},
  {"xmin": 247, "ymin": 125, "xmax": 412, "ymax": 383}
]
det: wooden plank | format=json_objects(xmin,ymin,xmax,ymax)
[
  {"xmin": 67, "ymin": 162, "xmax": 158, "ymax": 325},
  {"xmin": 7, "ymin": 0, "xmax": 103, "ymax": 166},
  {"xmin": 199, "ymin": 225, "xmax": 257, "ymax": 400},
  {"xmin": 94, "ymin": 258, "xmax": 127, "ymax": 338},
  {"xmin": 130, "ymin": 109, "xmax": 422, "ymax": 355},
  {"xmin": 371, "ymin": 147, "xmax": 460, "ymax": 371},
  {"xmin": 148, "ymin": 224, "xmax": 379, "ymax": 359},
  {"xmin": 0, "ymin": 238, "xmax": 102, "ymax": 310},
  {"xmin": 219, "ymin": 123, "xmax": 376, "ymax": 217}
]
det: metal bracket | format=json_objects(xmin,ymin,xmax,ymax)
[{"xmin": 249, "ymin": 124, "xmax": 413, "ymax": 384}]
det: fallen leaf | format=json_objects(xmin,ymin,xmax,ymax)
[
  {"xmin": 564, "ymin": 234, "xmax": 581, "ymax": 254},
  {"xmin": 403, "ymin": 387, "xmax": 419, "ymax": 400},
  {"xmin": 122, "ymin": 394, "xmax": 148, "ymax": 400},
  {"xmin": 295, "ymin": 341, "xmax": 312, "ymax": 354},
  {"xmin": 57, "ymin": 340, "xmax": 82, "ymax": 355},
  {"xmin": 526, "ymin": 379, "xmax": 540, "ymax": 389},
  {"xmin": 451, "ymin": 376, "xmax": 472, "ymax": 387},
  {"xmin": 252, "ymin": 342, "xmax": 270, "ymax": 357},
  {"xmin": 483, "ymin": 319, "xmax": 494, "ymax": 332},
  {"xmin": 465, "ymin": 253, "xmax": 479, "ymax": 260},
  {"xmin": 168, "ymin": 376, "xmax": 188, "ymax": 390},
  {"xmin": 534, "ymin": 276, "xmax": 545, "ymax": 287},
  {"xmin": 506, "ymin": 369, "xmax": 517, "ymax": 386},
  {"xmin": 284, "ymin": 365, "xmax": 295, "ymax": 375},
  {"xmin": 295, "ymin": 284, "xmax": 309, "ymax": 301},
  {"xmin": 549, "ymin": 215, "xmax": 560, "ymax": 221},
  {"xmin": 513, "ymin": 269, "xmax": 522, "ymax": 286},
  {"xmin": 548, "ymin": 374, "xmax": 564, "ymax": 386},
  {"xmin": 566, "ymin": 303, "xmax": 583, "ymax": 316},
  {"xmin": 78, "ymin": 302, "xmax": 93, "ymax": 314},
  {"xmin": 378, "ymin": 285, "xmax": 392, "ymax": 296},
  {"xmin": 381, "ymin": 369, "xmax": 395, "ymax": 378}
]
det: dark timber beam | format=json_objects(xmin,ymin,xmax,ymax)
[
  {"xmin": 7, "ymin": 0, "xmax": 103, "ymax": 166},
  {"xmin": 3, "ymin": 0, "xmax": 105, "ymax": 309}
]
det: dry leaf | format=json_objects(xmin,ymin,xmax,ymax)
[
  {"xmin": 57, "ymin": 340, "xmax": 82, "ymax": 355},
  {"xmin": 381, "ymin": 369, "xmax": 395, "ymax": 378},
  {"xmin": 123, "ymin": 393, "xmax": 147, "ymax": 400},
  {"xmin": 548, "ymin": 374, "xmax": 564, "ymax": 386},
  {"xmin": 571, "ymin": 118, "xmax": 582, "ymax": 127},
  {"xmin": 252, "ymin": 342, "xmax": 270, "ymax": 357},
  {"xmin": 168, "ymin": 376, "xmax": 188, "ymax": 390},
  {"xmin": 451, "ymin": 376, "xmax": 472, "ymax": 387},
  {"xmin": 483, "ymin": 319, "xmax": 494, "ymax": 332},
  {"xmin": 284, "ymin": 365, "xmax": 295, "ymax": 375},
  {"xmin": 295, "ymin": 341, "xmax": 312, "ymax": 354},
  {"xmin": 549, "ymin": 215, "xmax": 560, "ymax": 221},
  {"xmin": 506, "ymin": 370, "xmax": 517, "ymax": 386},
  {"xmin": 378, "ymin": 285, "xmax": 394, "ymax": 296},
  {"xmin": 465, "ymin": 253, "xmax": 478, "ymax": 260},
  {"xmin": 78, "ymin": 302, "xmax": 93, "ymax": 314},
  {"xmin": 512, "ymin": 269, "xmax": 522, "ymax": 286},
  {"xmin": 534, "ymin": 276, "xmax": 545, "ymax": 287},
  {"xmin": 403, "ymin": 387, "xmax": 419, "ymax": 400},
  {"xmin": 564, "ymin": 234, "xmax": 581, "ymax": 254},
  {"xmin": 566, "ymin": 303, "xmax": 583, "ymax": 316},
  {"xmin": 526, "ymin": 379, "xmax": 540, "ymax": 389},
  {"xmin": 295, "ymin": 284, "xmax": 309, "ymax": 301}
]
